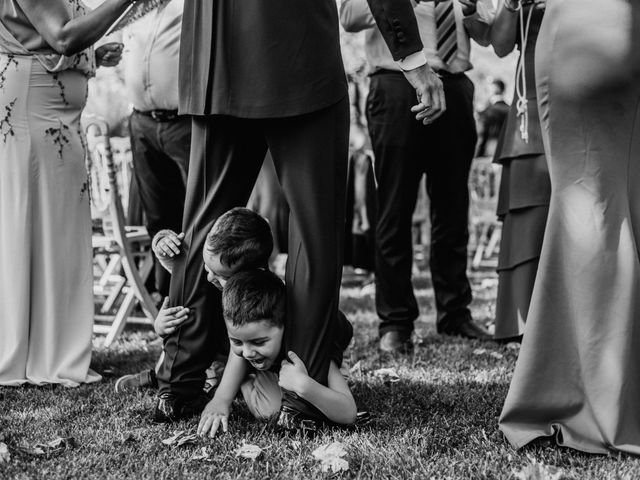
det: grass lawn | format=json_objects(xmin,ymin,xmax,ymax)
[{"xmin": 1, "ymin": 268, "xmax": 639, "ymax": 479}]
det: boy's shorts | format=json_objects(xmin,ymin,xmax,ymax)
[{"xmin": 241, "ymin": 370, "xmax": 282, "ymax": 420}]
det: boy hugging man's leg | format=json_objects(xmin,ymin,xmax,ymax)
[
  {"xmin": 115, "ymin": 208, "xmax": 273, "ymax": 397},
  {"xmin": 198, "ymin": 269, "xmax": 357, "ymax": 436}
]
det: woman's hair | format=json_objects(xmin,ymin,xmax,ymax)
[
  {"xmin": 222, "ymin": 270, "xmax": 286, "ymax": 328},
  {"xmin": 204, "ymin": 207, "xmax": 273, "ymax": 269}
]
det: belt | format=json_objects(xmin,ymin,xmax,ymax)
[{"xmin": 134, "ymin": 108, "xmax": 180, "ymax": 122}]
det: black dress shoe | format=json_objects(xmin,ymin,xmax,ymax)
[
  {"xmin": 379, "ymin": 331, "xmax": 413, "ymax": 353},
  {"xmin": 275, "ymin": 405, "xmax": 321, "ymax": 437},
  {"xmin": 153, "ymin": 391, "xmax": 211, "ymax": 423},
  {"xmin": 441, "ymin": 319, "xmax": 492, "ymax": 340}
]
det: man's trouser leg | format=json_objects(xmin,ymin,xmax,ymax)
[
  {"xmin": 423, "ymin": 75, "xmax": 476, "ymax": 332},
  {"xmin": 128, "ymin": 113, "xmax": 192, "ymax": 295},
  {"xmin": 157, "ymin": 115, "xmax": 268, "ymax": 397},
  {"xmin": 266, "ymin": 97, "xmax": 350, "ymax": 418},
  {"xmin": 366, "ymin": 73, "xmax": 423, "ymax": 337}
]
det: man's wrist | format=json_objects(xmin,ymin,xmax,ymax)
[{"xmin": 397, "ymin": 50, "xmax": 427, "ymax": 72}]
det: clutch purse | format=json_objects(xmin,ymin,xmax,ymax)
[{"xmin": 105, "ymin": 0, "xmax": 172, "ymax": 35}]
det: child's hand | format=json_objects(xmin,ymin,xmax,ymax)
[
  {"xmin": 153, "ymin": 231, "xmax": 185, "ymax": 259},
  {"xmin": 197, "ymin": 399, "xmax": 231, "ymax": 437},
  {"xmin": 278, "ymin": 351, "xmax": 309, "ymax": 395},
  {"xmin": 154, "ymin": 297, "xmax": 189, "ymax": 336}
]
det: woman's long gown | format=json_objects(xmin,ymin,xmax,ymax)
[
  {"xmin": 493, "ymin": 5, "xmax": 551, "ymax": 340},
  {"xmin": 499, "ymin": 0, "xmax": 640, "ymax": 454},
  {"xmin": 0, "ymin": 0, "xmax": 101, "ymax": 386}
]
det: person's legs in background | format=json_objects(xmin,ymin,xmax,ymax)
[
  {"xmin": 424, "ymin": 75, "xmax": 490, "ymax": 339},
  {"xmin": 366, "ymin": 73, "xmax": 422, "ymax": 353}
]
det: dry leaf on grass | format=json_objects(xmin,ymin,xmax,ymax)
[
  {"xmin": 162, "ymin": 431, "xmax": 198, "ymax": 448},
  {"xmin": 513, "ymin": 457, "xmax": 564, "ymax": 480},
  {"xmin": 473, "ymin": 349, "xmax": 488, "ymax": 355},
  {"xmin": 372, "ymin": 368, "xmax": 400, "ymax": 383},
  {"xmin": 189, "ymin": 447, "xmax": 210, "ymax": 462},
  {"xmin": 0, "ymin": 442, "xmax": 10, "ymax": 463},
  {"xmin": 489, "ymin": 352, "xmax": 504, "ymax": 360},
  {"xmin": 312, "ymin": 442, "xmax": 349, "ymax": 473},
  {"xmin": 235, "ymin": 442, "xmax": 263, "ymax": 460}
]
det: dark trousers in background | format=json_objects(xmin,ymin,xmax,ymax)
[
  {"xmin": 157, "ymin": 98, "xmax": 350, "ymax": 419},
  {"xmin": 128, "ymin": 112, "xmax": 191, "ymax": 296},
  {"xmin": 367, "ymin": 72, "xmax": 476, "ymax": 335}
]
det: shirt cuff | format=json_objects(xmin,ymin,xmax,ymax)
[{"xmin": 396, "ymin": 51, "xmax": 427, "ymax": 72}]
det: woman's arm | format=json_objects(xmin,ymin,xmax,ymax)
[
  {"xmin": 279, "ymin": 353, "xmax": 357, "ymax": 425},
  {"xmin": 16, "ymin": 0, "xmax": 135, "ymax": 56},
  {"xmin": 490, "ymin": 0, "xmax": 519, "ymax": 57}
]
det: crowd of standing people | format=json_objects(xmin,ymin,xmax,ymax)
[{"xmin": 0, "ymin": 0, "xmax": 639, "ymax": 457}]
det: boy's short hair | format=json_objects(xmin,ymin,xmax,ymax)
[
  {"xmin": 205, "ymin": 207, "xmax": 273, "ymax": 269},
  {"xmin": 222, "ymin": 270, "xmax": 286, "ymax": 328}
]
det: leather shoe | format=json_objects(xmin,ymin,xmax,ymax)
[
  {"xmin": 153, "ymin": 391, "xmax": 210, "ymax": 423},
  {"xmin": 275, "ymin": 405, "xmax": 321, "ymax": 437},
  {"xmin": 441, "ymin": 319, "xmax": 491, "ymax": 340},
  {"xmin": 379, "ymin": 331, "xmax": 413, "ymax": 353}
]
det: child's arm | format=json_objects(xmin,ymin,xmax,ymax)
[
  {"xmin": 278, "ymin": 352, "xmax": 357, "ymax": 425},
  {"xmin": 197, "ymin": 352, "xmax": 248, "ymax": 437},
  {"xmin": 154, "ymin": 297, "xmax": 189, "ymax": 336},
  {"xmin": 151, "ymin": 230, "xmax": 185, "ymax": 274}
]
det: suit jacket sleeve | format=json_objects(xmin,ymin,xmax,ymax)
[{"xmin": 365, "ymin": 0, "xmax": 423, "ymax": 61}]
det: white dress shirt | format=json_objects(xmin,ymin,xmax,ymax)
[
  {"xmin": 340, "ymin": 0, "xmax": 495, "ymax": 74},
  {"xmin": 122, "ymin": 0, "xmax": 183, "ymax": 111}
]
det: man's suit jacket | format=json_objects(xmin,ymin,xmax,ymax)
[
  {"xmin": 365, "ymin": 0, "xmax": 423, "ymax": 61},
  {"xmin": 178, "ymin": 0, "xmax": 347, "ymax": 118},
  {"xmin": 178, "ymin": 0, "xmax": 424, "ymax": 119}
]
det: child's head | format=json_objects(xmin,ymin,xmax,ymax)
[
  {"xmin": 203, "ymin": 207, "xmax": 273, "ymax": 290},
  {"xmin": 222, "ymin": 269, "xmax": 285, "ymax": 371}
]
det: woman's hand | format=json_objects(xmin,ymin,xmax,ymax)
[
  {"xmin": 95, "ymin": 42, "xmax": 124, "ymax": 67},
  {"xmin": 197, "ymin": 399, "xmax": 231, "ymax": 437}
]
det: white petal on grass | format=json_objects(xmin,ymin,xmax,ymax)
[
  {"xmin": 513, "ymin": 456, "xmax": 564, "ymax": 480},
  {"xmin": 235, "ymin": 442, "xmax": 263, "ymax": 461},
  {"xmin": 189, "ymin": 447, "xmax": 210, "ymax": 461},
  {"xmin": 372, "ymin": 368, "xmax": 400, "ymax": 382},
  {"xmin": 161, "ymin": 430, "xmax": 185, "ymax": 446},
  {"xmin": 0, "ymin": 442, "xmax": 10, "ymax": 463},
  {"xmin": 312, "ymin": 442, "xmax": 349, "ymax": 473}
]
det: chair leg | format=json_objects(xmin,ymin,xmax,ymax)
[
  {"xmin": 101, "ymin": 276, "xmax": 127, "ymax": 313},
  {"xmin": 104, "ymin": 288, "xmax": 136, "ymax": 347}
]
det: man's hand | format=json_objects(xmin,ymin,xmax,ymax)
[
  {"xmin": 459, "ymin": 0, "xmax": 478, "ymax": 16},
  {"xmin": 154, "ymin": 297, "xmax": 189, "ymax": 336},
  {"xmin": 403, "ymin": 64, "xmax": 446, "ymax": 125},
  {"xmin": 278, "ymin": 351, "xmax": 310, "ymax": 396},
  {"xmin": 95, "ymin": 42, "xmax": 123, "ymax": 67},
  {"xmin": 197, "ymin": 399, "xmax": 231, "ymax": 437}
]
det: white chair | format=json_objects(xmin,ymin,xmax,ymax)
[{"xmin": 85, "ymin": 116, "xmax": 158, "ymax": 346}]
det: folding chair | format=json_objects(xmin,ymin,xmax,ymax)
[
  {"xmin": 85, "ymin": 116, "xmax": 158, "ymax": 346},
  {"xmin": 468, "ymin": 156, "xmax": 502, "ymax": 269}
]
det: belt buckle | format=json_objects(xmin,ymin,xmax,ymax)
[{"xmin": 150, "ymin": 110, "xmax": 161, "ymax": 121}]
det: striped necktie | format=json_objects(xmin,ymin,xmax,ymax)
[{"xmin": 435, "ymin": 0, "xmax": 458, "ymax": 68}]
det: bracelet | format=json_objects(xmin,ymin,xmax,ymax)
[{"xmin": 504, "ymin": 0, "xmax": 521, "ymax": 12}]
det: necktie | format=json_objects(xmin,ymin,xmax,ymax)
[{"xmin": 435, "ymin": 0, "xmax": 458, "ymax": 68}]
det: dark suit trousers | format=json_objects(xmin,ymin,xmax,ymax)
[
  {"xmin": 128, "ymin": 112, "xmax": 191, "ymax": 295},
  {"xmin": 366, "ymin": 72, "xmax": 476, "ymax": 334},
  {"xmin": 157, "ymin": 98, "xmax": 349, "ymax": 418}
]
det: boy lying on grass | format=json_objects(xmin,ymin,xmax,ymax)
[
  {"xmin": 197, "ymin": 269, "xmax": 357, "ymax": 436},
  {"xmin": 115, "ymin": 207, "xmax": 273, "ymax": 394}
]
